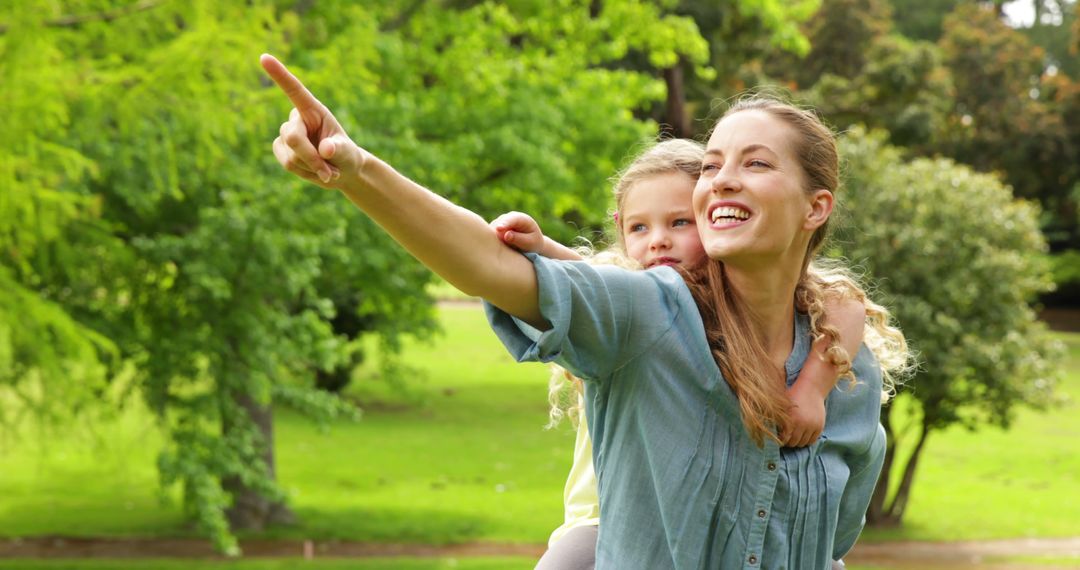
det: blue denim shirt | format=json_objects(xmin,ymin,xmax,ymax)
[{"xmin": 485, "ymin": 254, "xmax": 885, "ymax": 570}]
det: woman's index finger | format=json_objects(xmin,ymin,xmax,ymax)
[{"xmin": 260, "ymin": 54, "xmax": 323, "ymax": 115}]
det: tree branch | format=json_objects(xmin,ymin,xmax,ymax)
[{"xmin": 0, "ymin": 0, "xmax": 167, "ymax": 34}]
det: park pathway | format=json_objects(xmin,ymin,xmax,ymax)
[{"xmin": 3, "ymin": 536, "xmax": 1080, "ymax": 568}]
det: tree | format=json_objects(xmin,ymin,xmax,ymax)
[
  {"xmin": 795, "ymin": 0, "xmax": 894, "ymax": 85},
  {"xmin": 669, "ymin": 0, "xmax": 819, "ymax": 135},
  {"xmin": 1020, "ymin": 0, "xmax": 1079, "ymax": 79},
  {"xmin": 833, "ymin": 129, "xmax": 1063, "ymax": 525},
  {"xmin": 2, "ymin": 0, "xmax": 725, "ymax": 553},
  {"xmin": 938, "ymin": 3, "xmax": 1078, "ymax": 247},
  {"xmin": 887, "ymin": 0, "xmax": 964, "ymax": 41},
  {"xmin": 0, "ymin": 0, "xmax": 120, "ymax": 437},
  {"xmin": 803, "ymin": 34, "xmax": 954, "ymax": 149}
]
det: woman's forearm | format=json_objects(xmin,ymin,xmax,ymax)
[{"xmin": 342, "ymin": 157, "xmax": 545, "ymax": 328}]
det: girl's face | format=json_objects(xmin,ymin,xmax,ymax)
[
  {"xmin": 620, "ymin": 171, "xmax": 707, "ymax": 270},
  {"xmin": 693, "ymin": 110, "xmax": 826, "ymax": 267}
]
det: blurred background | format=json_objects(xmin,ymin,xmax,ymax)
[{"xmin": 1, "ymin": 0, "xmax": 1078, "ymax": 568}]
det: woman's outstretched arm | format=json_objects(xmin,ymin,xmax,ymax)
[{"xmin": 260, "ymin": 54, "xmax": 545, "ymax": 328}]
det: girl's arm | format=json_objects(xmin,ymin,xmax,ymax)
[
  {"xmin": 781, "ymin": 297, "xmax": 866, "ymax": 447},
  {"xmin": 490, "ymin": 211, "xmax": 584, "ymax": 261},
  {"xmin": 261, "ymin": 55, "xmax": 546, "ymax": 328}
]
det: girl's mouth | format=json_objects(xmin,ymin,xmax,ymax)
[{"xmin": 646, "ymin": 257, "xmax": 680, "ymax": 268}]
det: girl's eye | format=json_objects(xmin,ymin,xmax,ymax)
[
  {"xmin": 672, "ymin": 219, "xmax": 693, "ymax": 227},
  {"xmin": 629, "ymin": 223, "xmax": 647, "ymax": 233}
]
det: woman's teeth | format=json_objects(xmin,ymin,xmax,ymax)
[{"xmin": 711, "ymin": 206, "xmax": 751, "ymax": 223}]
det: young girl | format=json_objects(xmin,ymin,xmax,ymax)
[
  {"xmin": 490, "ymin": 139, "xmax": 871, "ymax": 569},
  {"xmin": 262, "ymin": 54, "xmax": 909, "ymax": 569}
]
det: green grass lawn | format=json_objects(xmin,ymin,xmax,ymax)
[
  {"xmin": 860, "ymin": 330, "xmax": 1080, "ymax": 543},
  {"xmin": 0, "ymin": 305, "xmax": 1077, "ymax": 548}
]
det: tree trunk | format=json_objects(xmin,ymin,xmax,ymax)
[
  {"xmin": 661, "ymin": 61, "xmax": 691, "ymax": 139},
  {"xmin": 866, "ymin": 404, "xmax": 894, "ymax": 524},
  {"xmin": 222, "ymin": 391, "xmax": 296, "ymax": 531},
  {"xmin": 885, "ymin": 416, "xmax": 932, "ymax": 521}
]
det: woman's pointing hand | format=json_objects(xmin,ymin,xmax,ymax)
[{"xmin": 260, "ymin": 54, "xmax": 368, "ymax": 190}]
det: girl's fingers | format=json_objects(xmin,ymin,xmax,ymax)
[{"xmin": 492, "ymin": 211, "xmax": 530, "ymax": 232}]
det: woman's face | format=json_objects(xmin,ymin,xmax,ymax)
[
  {"xmin": 621, "ymin": 171, "xmax": 708, "ymax": 270},
  {"xmin": 692, "ymin": 110, "xmax": 824, "ymax": 268}
]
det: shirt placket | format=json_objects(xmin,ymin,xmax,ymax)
[{"xmin": 742, "ymin": 442, "xmax": 781, "ymax": 569}]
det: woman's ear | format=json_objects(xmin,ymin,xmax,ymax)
[{"xmin": 805, "ymin": 189, "xmax": 834, "ymax": 231}]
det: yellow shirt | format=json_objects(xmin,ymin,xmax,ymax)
[{"xmin": 548, "ymin": 413, "xmax": 600, "ymax": 546}]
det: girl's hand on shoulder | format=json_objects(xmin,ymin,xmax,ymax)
[
  {"xmin": 490, "ymin": 211, "xmax": 546, "ymax": 253},
  {"xmin": 781, "ymin": 381, "xmax": 827, "ymax": 448}
]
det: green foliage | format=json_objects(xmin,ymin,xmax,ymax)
[
  {"xmin": 753, "ymin": 1, "xmax": 1080, "ymax": 248},
  {"xmin": 937, "ymin": 3, "xmax": 1078, "ymax": 244},
  {"xmin": 798, "ymin": 0, "xmax": 894, "ymax": 83},
  {"xmin": 838, "ymin": 128, "xmax": 1060, "ymax": 430},
  {"xmin": 887, "ymin": 0, "xmax": 965, "ymax": 41},
  {"xmin": 1021, "ymin": 0, "xmax": 1080, "ymax": 79},
  {"xmin": 1049, "ymin": 249, "xmax": 1080, "ymax": 287},
  {"xmin": 677, "ymin": 0, "xmax": 819, "ymax": 120},
  {"xmin": 803, "ymin": 33, "xmax": 954, "ymax": 148},
  {"xmin": 286, "ymin": 0, "xmax": 711, "ymax": 242},
  {"xmin": 834, "ymin": 128, "xmax": 1064, "ymax": 521},
  {"xmin": 0, "ymin": 0, "xmax": 107, "ymax": 419}
]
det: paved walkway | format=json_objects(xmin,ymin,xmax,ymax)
[
  {"xmin": 845, "ymin": 537, "xmax": 1080, "ymax": 568},
  {"xmin": 3, "ymin": 536, "xmax": 1080, "ymax": 568}
]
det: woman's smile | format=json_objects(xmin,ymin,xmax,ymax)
[{"xmin": 706, "ymin": 200, "xmax": 754, "ymax": 230}]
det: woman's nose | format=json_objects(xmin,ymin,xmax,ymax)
[{"xmin": 711, "ymin": 168, "xmax": 742, "ymax": 193}]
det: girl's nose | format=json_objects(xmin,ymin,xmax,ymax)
[{"xmin": 650, "ymin": 231, "xmax": 671, "ymax": 250}]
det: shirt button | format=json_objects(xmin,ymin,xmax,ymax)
[
  {"xmin": 757, "ymin": 509, "xmax": 767, "ymax": 518},
  {"xmin": 767, "ymin": 461, "xmax": 776, "ymax": 471},
  {"xmin": 748, "ymin": 554, "xmax": 758, "ymax": 565}
]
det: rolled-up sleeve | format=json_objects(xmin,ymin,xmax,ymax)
[{"xmin": 484, "ymin": 253, "xmax": 681, "ymax": 382}]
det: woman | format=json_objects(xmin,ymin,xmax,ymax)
[
  {"xmin": 261, "ymin": 54, "xmax": 905, "ymax": 569},
  {"xmin": 490, "ymin": 139, "xmax": 872, "ymax": 570}
]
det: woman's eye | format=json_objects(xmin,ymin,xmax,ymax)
[
  {"xmin": 747, "ymin": 159, "xmax": 771, "ymax": 168},
  {"xmin": 672, "ymin": 219, "xmax": 693, "ymax": 227},
  {"xmin": 701, "ymin": 163, "xmax": 720, "ymax": 173}
]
